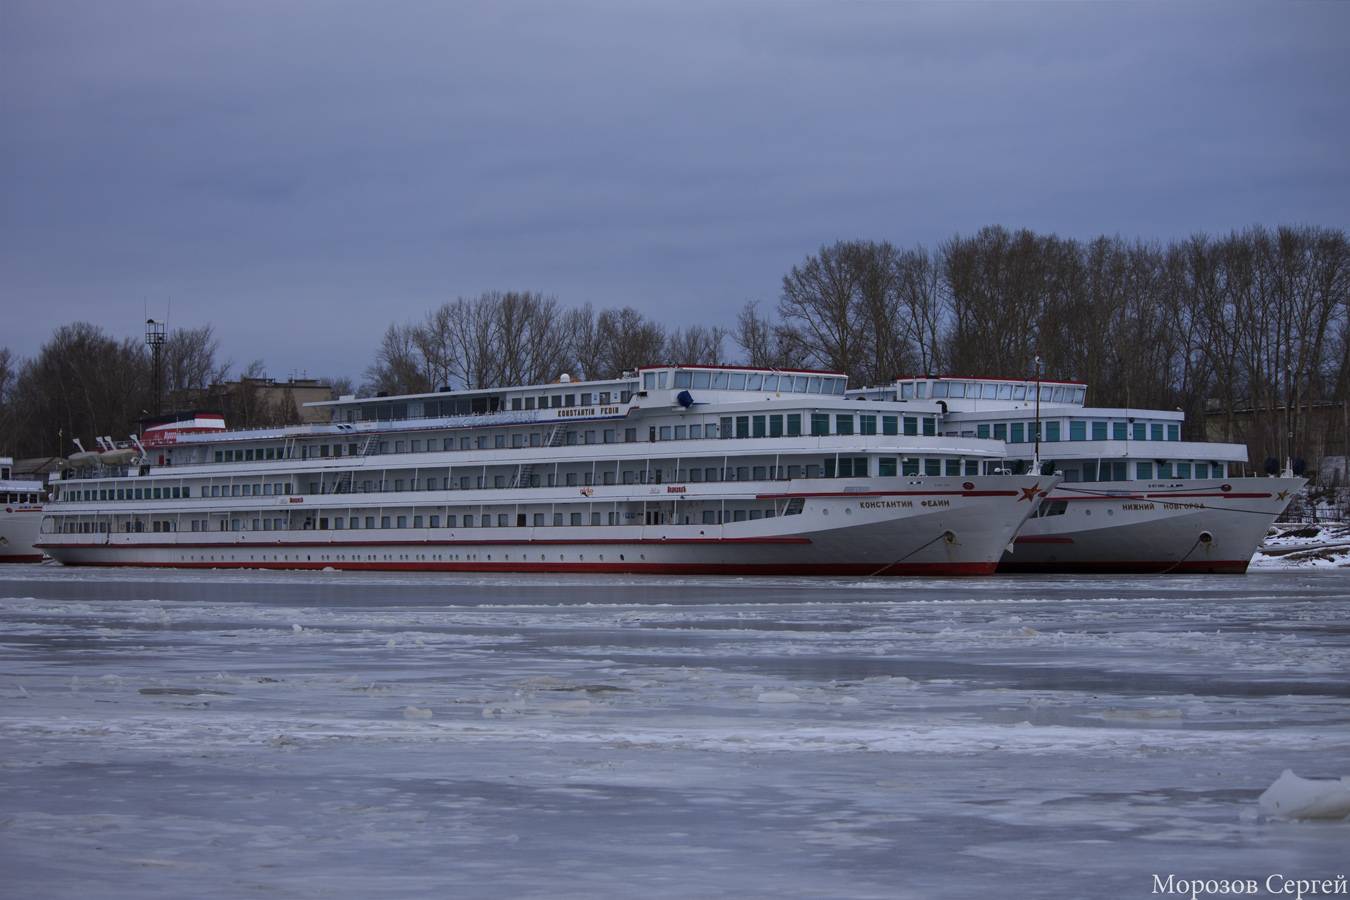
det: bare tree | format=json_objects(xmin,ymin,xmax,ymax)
[
  {"xmin": 666, "ymin": 324, "xmax": 729, "ymax": 367},
  {"xmin": 894, "ymin": 246, "xmax": 945, "ymax": 376},
  {"xmin": 163, "ymin": 324, "xmax": 229, "ymax": 408},
  {"xmin": 363, "ymin": 321, "xmax": 430, "ymax": 396},
  {"xmin": 778, "ymin": 242, "xmax": 867, "ymax": 377},
  {"xmin": 10, "ymin": 322, "xmax": 149, "ymax": 458},
  {"xmin": 594, "ymin": 307, "xmax": 666, "ymax": 378}
]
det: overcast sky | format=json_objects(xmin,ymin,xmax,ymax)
[{"xmin": 2, "ymin": 1, "xmax": 1347, "ymax": 385}]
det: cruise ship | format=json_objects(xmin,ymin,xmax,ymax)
[
  {"xmin": 1, "ymin": 457, "xmax": 46, "ymax": 563},
  {"xmin": 36, "ymin": 366, "xmax": 1057, "ymax": 575},
  {"xmin": 850, "ymin": 376, "xmax": 1302, "ymax": 574}
]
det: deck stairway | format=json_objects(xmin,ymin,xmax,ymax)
[{"xmin": 512, "ymin": 424, "xmax": 568, "ymax": 487}]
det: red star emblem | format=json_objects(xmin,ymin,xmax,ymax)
[
  {"xmin": 1019, "ymin": 482, "xmax": 1041, "ymax": 502},
  {"xmin": 1276, "ymin": 490, "xmax": 1290, "ymax": 501}
]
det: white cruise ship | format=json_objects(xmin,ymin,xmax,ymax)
[
  {"xmin": 1, "ymin": 458, "xmax": 46, "ymax": 563},
  {"xmin": 36, "ymin": 366, "xmax": 1057, "ymax": 576},
  {"xmin": 850, "ymin": 376, "xmax": 1302, "ymax": 574}
]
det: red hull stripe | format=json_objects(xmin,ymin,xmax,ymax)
[
  {"xmin": 756, "ymin": 490, "xmax": 1018, "ymax": 500},
  {"xmin": 38, "ymin": 535, "xmax": 815, "ymax": 552},
  {"xmin": 0, "ymin": 554, "xmax": 44, "ymax": 563},
  {"xmin": 998, "ymin": 559, "xmax": 1250, "ymax": 574},
  {"xmin": 50, "ymin": 559, "xmax": 998, "ymax": 577},
  {"xmin": 1054, "ymin": 493, "xmax": 1273, "ymax": 502}
]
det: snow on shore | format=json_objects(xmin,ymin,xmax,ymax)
[{"xmin": 1251, "ymin": 522, "xmax": 1350, "ymax": 568}]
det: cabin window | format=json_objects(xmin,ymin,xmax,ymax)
[
  {"xmin": 903, "ymin": 417, "xmax": 918, "ymax": 436},
  {"xmin": 752, "ymin": 416, "xmax": 766, "ymax": 438},
  {"xmin": 729, "ymin": 373, "xmax": 745, "ymax": 390},
  {"xmin": 1176, "ymin": 463, "xmax": 1191, "ymax": 478},
  {"xmin": 625, "ymin": 429, "xmax": 637, "ymax": 442},
  {"xmin": 763, "ymin": 375, "xmax": 778, "ymax": 392},
  {"xmin": 787, "ymin": 414, "xmax": 802, "ymax": 436},
  {"xmin": 835, "ymin": 415, "xmax": 853, "ymax": 435},
  {"xmin": 901, "ymin": 458, "xmax": 919, "ymax": 476},
  {"xmin": 1132, "ymin": 422, "xmax": 1146, "ymax": 441},
  {"xmin": 1168, "ymin": 424, "xmax": 1180, "ymax": 441},
  {"xmin": 882, "ymin": 415, "xmax": 897, "ymax": 436},
  {"xmin": 1151, "ymin": 423, "xmax": 1164, "ymax": 441},
  {"xmin": 922, "ymin": 419, "xmax": 935, "ymax": 436},
  {"xmin": 792, "ymin": 377, "xmax": 808, "ymax": 394},
  {"xmin": 1011, "ymin": 423, "xmax": 1024, "ymax": 443},
  {"xmin": 879, "ymin": 458, "xmax": 897, "ymax": 477},
  {"xmin": 736, "ymin": 416, "xmax": 750, "ymax": 438},
  {"xmin": 997, "ymin": 384, "xmax": 1012, "ymax": 400},
  {"xmin": 1113, "ymin": 422, "xmax": 1128, "ymax": 441},
  {"xmin": 1136, "ymin": 462, "xmax": 1153, "ymax": 479},
  {"xmin": 1012, "ymin": 385, "xmax": 1026, "ymax": 400},
  {"xmin": 214, "ymin": 451, "xmax": 223, "ymax": 462},
  {"xmin": 674, "ymin": 371, "xmax": 692, "ymax": 388},
  {"xmin": 712, "ymin": 372, "xmax": 729, "ymax": 389},
  {"xmin": 931, "ymin": 382, "xmax": 949, "ymax": 398},
  {"xmin": 948, "ymin": 383, "xmax": 965, "ymax": 399},
  {"xmin": 946, "ymin": 460, "xmax": 962, "ymax": 476},
  {"xmin": 860, "ymin": 414, "xmax": 876, "ymax": 435},
  {"xmin": 1045, "ymin": 422, "xmax": 1060, "ymax": 442},
  {"xmin": 1069, "ymin": 421, "xmax": 1086, "ymax": 441},
  {"xmin": 976, "ymin": 424, "xmax": 990, "ymax": 439},
  {"xmin": 1158, "ymin": 463, "xmax": 1172, "ymax": 478},
  {"xmin": 1052, "ymin": 387, "xmax": 1064, "ymax": 402},
  {"xmin": 692, "ymin": 371, "xmax": 711, "ymax": 389},
  {"xmin": 811, "ymin": 414, "xmax": 829, "ymax": 436},
  {"xmin": 925, "ymin": 459, "xmax": 941, "ymax": 476},
  {"xmin": 746, "ymin": 374, "xmax": 762, "ymax": 390}
]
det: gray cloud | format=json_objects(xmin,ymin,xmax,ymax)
[{"xmin": 2, "ymin": 1, "xmax": 1347, "ymax": 382}]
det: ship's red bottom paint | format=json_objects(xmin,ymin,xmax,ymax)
[
  {"xmin": 998, "ymin": 559, "xmax": 1249, "ymax": 575},
  {"xmin": 0, "ymin": 554, "xmax": 44, "ymax": 563},
  {"xmin": 53, "ymin": 559, "xmax": 999, "ymax": 577}
]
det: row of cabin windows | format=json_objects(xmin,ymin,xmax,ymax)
[
  {"xmin": 67, "ymin": 483, "xmax": 295, "ymax": 502},
  {"xmin": 5, "ymin": 492, "xmax": 41, "ymax": 503},
  {"xmin": 975, "ymin": 421, "xmax": 1181, "ymax": 443},
  {"xmin": 652, "ymin": 370, "xmax": 847, "ymax": 395},
  {"xmin": 903, "ymin": 382, "xmax": 1088, "ymax": 404},
  {"xmin": 1021, "ymin": 460, "xmax": 1226, "ymax": 481},
  {"xmin": 65, "ymin": 455, "xmax": 980, "ymax": 505},
  {"xmin": 712, "ymin": 413, "xmax": 938, "ymax": 439},
  {"xmin": 214, "ymin": 412, "xmax": 949, "ymax": 463},
  {"xmin": 352, "ymin": 390, "xmax": 637, "ymax": 422}
]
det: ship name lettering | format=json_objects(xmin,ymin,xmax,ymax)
[
  {"xmin": 1163, "ymin": 502, "xmax": 1205, "ymax": 510},
  {"xmin": 666, "ymin": 486, "xmax": 686, "ymax": 493},
  {"xmin": 859, "ymin": 500, "xmax": 913, "ymax": 509},
  {"xmin": 1122, "ymin": 503, "xmax": 1155, "ymax": 511},
  {"xmin": 921, "ymin": 499, "xmax": 950, "ymax": 508}
]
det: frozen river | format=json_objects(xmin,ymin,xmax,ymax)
[{"xmin": 1, "ymin": 567, "xmax": 1347, "ymax": 899}]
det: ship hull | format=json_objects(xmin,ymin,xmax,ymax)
[
  {"xmin": 998, "ymin": 478, "xmax": 1302, "ymax": 574},
  {"xmin": 0, "ymin": 506, "xmax": 44, "ymax": 563},
  {"xmin": 40, "ymin": 476, "xmax": 1050, "ymax": 576}
]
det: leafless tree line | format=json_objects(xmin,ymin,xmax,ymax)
[
  {"xmin": 756, "ymin": 226, "xmax": 1350, "ymax": 465},
  {"xmin": 362, "ymin": 291, "xmax": 729, "ymax": 395},
  {"xmin": 0, "ymin": 323, "xmax": 332, "ymax": 459},
  {"xmin": 4, "ymin": 224, "xmax": 1345, "ymax": 469}
]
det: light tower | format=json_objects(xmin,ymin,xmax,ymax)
[{"xmin": 145, "ymin": 319, "xmax": 166, "ymax": 416}]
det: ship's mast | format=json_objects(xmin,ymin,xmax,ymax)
[{"xmin": 1033, "ymin": 351, "xmax": 1042, "ymax": 473}]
